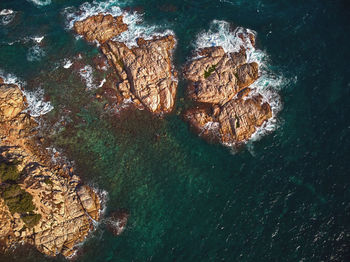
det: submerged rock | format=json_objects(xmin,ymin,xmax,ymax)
[
  {"xmin": 74, "ymin": 13, "xmax": 177, "ymax": 114},
  {"xmin": 183, "ymin": 30, "xmax": 273, "ymax": 145},
  {"xmin": 0, "ymin": 82, "xmax": 101, "ymax": 258},
  {"xmin": 105, "ymin": 209, "xmax": 129, "ymax": 236}
]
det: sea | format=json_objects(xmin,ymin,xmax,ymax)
[{"xmin": 0, "ymin": 0, "xmax": 349, "ymax": 261}]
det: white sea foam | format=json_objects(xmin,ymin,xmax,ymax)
[
  {"xmin": 0, "ymin": 69, "xmax": 25, "ymax": 87},
  {"xmin": 31, "ymin": 36, "xmax": 44, "ymax": 43},
  {"xmin": 79, "ymin": 65, "xmax": 96, "ymax": 90},
  {"xmin": 27, "ymin": 45, "xmax": 46, "ymax": 62},
  {"xmin": 194, "ymin": 20, "xmax": 256, "ymax": 59},
  {"xmin": 63, "ymin": 58, "xmax": 73, "ymax": 68},
  {"xmin": 0, "ymin": 9, "xmax": 14, "ymax": 16},
  {"xmin": 0, "ymin": 9, "xmax": 15, "ymax": 25},
  {"xmin": 0, "ymin": 69, "xmax": 53, "ymax": 117},
  {"xmin": 201, "ymin": 121, "xmax": 220, "ymax": 136},
  {"xmin": 194, "ymin": 20, "xmax": 288, "ymax": 145},
  {"xmin": 98, "ymin": 78, "xmax": 106, "ymax": 88},
  {"xmin": 22, "ymin": 88, "xmax": 53, "ymax": 117},
  {"xmin": 27, "ymin": 0, "xmax": 52, "ymax": 7},
  {"xmin": 63, "ymin": 0, "xmax": 175, "ymax": 48},
  {"xmin": 93, "ymin": 187, "xmax": 109, "ymax": 217}
]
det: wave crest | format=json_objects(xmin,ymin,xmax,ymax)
[
  {"xmin": 0, "ymin": 69, "xmax": 53, "ymax": 117},
  {"xmin": 0, "ymin": 9, "xmax": 16, "ymax": 25},
  {"xmin": 27, "ymin": 0, "xmax": 52, "ymax": 7}
]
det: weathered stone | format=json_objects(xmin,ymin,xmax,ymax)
[
  {"xmin": 218, "ymin": 94, "xmax": 272, "ymax": 144},
  {"xmin": 74, "ymin": 14, "xmax": 178, "ymax": 114},
  {"xmin": 183, "ymin": 31, "xmax": 273, "ymax": 145},
  {"xmin": 74, "ymin": 14, "xmax": 128, "ymax": 43},
  {"xmin": 0, "ymin": 82, "xmax": 101, "ymax": 258}
]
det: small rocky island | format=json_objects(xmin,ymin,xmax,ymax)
[
  {"xmin": 74, "ymin": 14, "xmax": 178, "ymax": 114},
  {"xmin": 0, "ymin": 80, "xmax": 101, "ymax": 257},
  {"xmin": 183, "ymin": 30, "xmax": 272, "ymax": 145}
]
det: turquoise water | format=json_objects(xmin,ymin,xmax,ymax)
[{"xmin": 0, "ymin": 0, "xmax": 349, "ymax": 261}]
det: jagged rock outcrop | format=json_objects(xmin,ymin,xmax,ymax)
[
  {"xmin": 74, "ymin": 14, "xmax": 178, "ymax": 114},
  {"xmin": 74, "ymin": 14, "xmax": 128, "ymax": 43},
  {"xmin": 183, "ymin": 30, "xmax": 272, "ymax": 145},
  {"xmin": 0, "ymin": 81, "xmax": 101, "ymax": 258}
]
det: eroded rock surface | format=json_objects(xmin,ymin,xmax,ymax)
[
  {"xmin": 74, "ymin": 14, "xmax": 177, "ymax": 114},
  {"xmin": 183, "ymin": 31, "xmax": 273, "ymax": 145},
  {"xmin": 74, "ymin": 14, "xmax": 128, "ymax": 43},
  {"xmin": 0, "ymin": 82, "xmax": 101, "ymax": 258}
]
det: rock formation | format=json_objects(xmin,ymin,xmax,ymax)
[
  {"xmin": 74, "ymin": 14, "xmax": 178, "ymax": 114},
  {"xmin": 183, "ymin": 31, "xmax": 272, "ymax": 145},
  {"xmin": 105, "ymin": 209, "xmax": 129, "ymax": 236},
  {"xmin": 74, "ymin": 14, "xmax": 128, "ymax": 44},
  {"xmin": 0, "ymin": 80, "xmax": 101, "ymax": 258}
]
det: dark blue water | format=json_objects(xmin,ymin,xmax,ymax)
[{"xmin": 0, "ymin": 0, "xmax": 349, "ymax": 261}]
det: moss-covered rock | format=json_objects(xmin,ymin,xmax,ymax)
[
  {"xmin": 0, "ymin": 162, "xmax": 21, "ymax": 182},
  {"xmin": 1, "ymin": 184, "xmax": 36, "ymax": 216},
  {"xmin": 21, "ymin": 213, "xmax": 42, "ymax": 228}
]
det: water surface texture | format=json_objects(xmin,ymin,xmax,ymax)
[{"xmin": 0, "ymin": 0, "xmax": 349, "ymax": 261}]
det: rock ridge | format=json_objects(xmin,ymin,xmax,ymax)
[{"xmin": 74, "ymin": 13, "xmax": 178, "ymax": 114}]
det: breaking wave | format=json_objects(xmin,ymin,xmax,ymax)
[
  {"xmin": 79, "ymin": 65, "xmax": 97, "ymax": 90},
  {"xmin": 27, "ymin": 0, "xmax": 52, "ymax": 7},
  {"xmin": 27, "ymin": 45, "xmax": 46, "ymax": 62},
  {"xmin": 0, "ymin": 9, "xmax": 16, "ymax": 25},
  {"xmin": 62, "ymin": 58, "xmax": 73, "ymax": 69},
  {"xmin": 62, "ymin": 0, "xmax": 174, "ymax": 48},
  {"xmin": 0, "ymin": 69, "xmax": 53, "ymax": 117},
  {"xmin": 21, "ymin": 88, "xmax": 53, "ymax": 117}
]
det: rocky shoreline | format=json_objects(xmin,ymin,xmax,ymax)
[{"xmin": 0, "ymin": 80, "xmax": 101, "ymax": 258}]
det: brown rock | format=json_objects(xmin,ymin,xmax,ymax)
[
  {"xmin": 184, "ymin": 46, "xmax": 252, "ymax": 105},
  {"xmin": 183, "ymin": 31, "xmax": 273, "ymax": 145},
  {"xmin": 236, "ymin": 62, "xmax": 259, "ymax": 88},
  {"xmin": 0, "ymin": 84, "xmax": 26, "ymax": 120},
  {"xmin": 0, "ymin": 82, "xmax": 101, "ymax": 258},
  {"xmin": 74, "ymin": 14, "xmax": 128, "ymax": 43},
  {"xmin": 100, "ymin": 35, "xmax": 177, "ymax": 113},
  {"xmin": 74, "ymin": 14, "xmax": 178, "ymax": 114},
  {"xmin": 218, "ymin": 94, "xmax": 272, "ymax": 144}
]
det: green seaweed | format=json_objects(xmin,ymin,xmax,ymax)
[
  {"xmin": 0, "ymin": 162, "xmax": 21, "ymax": 182},
  {"xmin": 43, "ymin": 177, "xmax": 53, "ymax": 185},
  {"xmin": 204, "ymin": 64, "xmax": 217, "ymax": 79},
  {"xmin": 21, "ymin": 213, "xmax": 42, "ymax": 228},
  {"xmin": 0, "ymin": 177, "xmax": 41, "ymax": 228},
  {"xmin": 1, "ymin": 184, "xmax": 36, "ymax": 214}
]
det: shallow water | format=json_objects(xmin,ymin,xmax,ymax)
[{"xmin": 0, "ymin": 0, "xmax": 349, "ymax": 261}]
